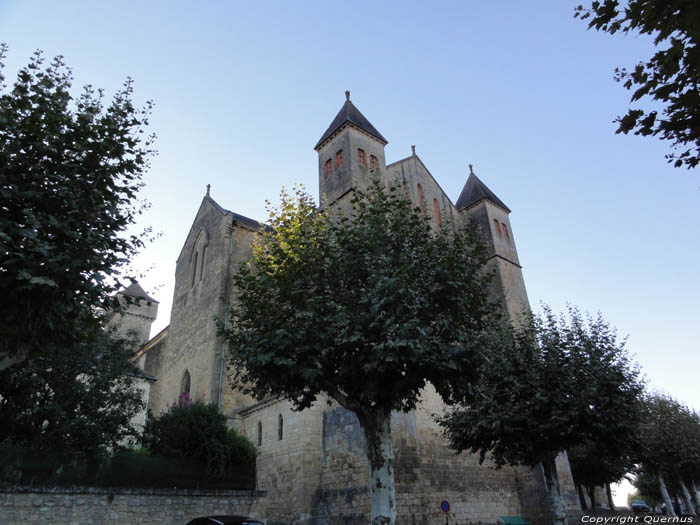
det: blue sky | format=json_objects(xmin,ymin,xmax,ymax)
[{"xmin": 2, "ymin": 1, "xmax": 698, "ymax": 412}]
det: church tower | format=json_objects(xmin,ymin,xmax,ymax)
[
  {"xmin": 314, "ymin": 91, "xmax": 388, "ymax": 210},
  {"xmin": 456, "ymin": 165, "xmax": 530, "ymax": 322},
  {"xmin": 107, "ymin": 281, "xmax": 159, "ymax": 347}
]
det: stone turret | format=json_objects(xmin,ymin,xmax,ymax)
[
  {"xmin": 457, "ymin": 165, "xmax": 530, "ymax": 322},
  {"xmin": 108, "ymin": 281, "xmax": 159, "ymax": 347},
  {"xmin": 314, "ymin": 91, "xmax": 388, "ymax": 210}
]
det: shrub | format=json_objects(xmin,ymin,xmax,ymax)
[{"xmin": 140, "ymin": 396, "xmax": 255, "ymax": 476}]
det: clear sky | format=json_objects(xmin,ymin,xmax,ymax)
[{"xmin": 2, "ymin": 1, "xmax": 698, "ymax": 412}]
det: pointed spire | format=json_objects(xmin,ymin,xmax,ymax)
[
  {"xmin": 206, "ymin": 184, "xmax": 211, "ymax": 197},
  {"xmin": 411, "ymin": 145, "xmax": 416, "ymax": 156},
  {"xmin": 456, "ymin": 164, "xmax": 510, "ymax": 212},
  {"xmin": 121, "ymin": 281, "xmax": 158, "ymax": 303},
  {"xmin": 314, "ymin": 92, "xmax": 387, "ymax": 150}
]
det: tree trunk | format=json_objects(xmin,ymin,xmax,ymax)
[
  {"xmin": 606, "ymin": 483, "xmax": 615, "ymax": 510},
  {"xmin": 658, "ymin": 473, "xmax": 676, "ymax": 517},
  {"xmin": 576, "ymin": 482, "xmax": 587, "ymax": 511},
  {"xmin": 542, "ymin": 454, "xmax": 567, "ymax": 525},
  {"xmin": 586, "ymin": 485, "xmax": 596, "ymax": 510},
  {"xmin": 679, "ymin": 479, "xmax": 696, "ymax": 516},
  {"xmin": 691, "ymin": 480, "xmax": 700, "ymax": 510},
  {"xmin": 359, "ymin": 411, "xmax": 396, "ymax": 525}
]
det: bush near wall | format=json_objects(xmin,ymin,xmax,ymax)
[
  {"xmin": 140, "ymin": 396, "xmax": 256, "ymax": 477},
  {"xmin": 0, "ymin": 445, "xmax": 256, "ymax": 490}
]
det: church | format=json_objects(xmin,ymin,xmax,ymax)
[{"xmin": 120, "ymin": 93, "xmax": 583, "ymax": 524}]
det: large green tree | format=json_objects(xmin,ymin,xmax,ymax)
[
  {"xmin": 575, "ymin": 0, "xmax": 700, "ymax": 169},
  {"xmin": 0, "ymin": 326, "xmax": 145, "ymax": 461},
  {"xmin": 635, "ymin": 394, "xmax": 700, "ymax": 516},
  {"xmin": 0, "ymin": 45, "xmax": 155, "ymax": 369},
  {"xmin": 568, "ymin": 442, "xmax": 633, "ymax": 509},
  {"xmin": 223, "ymin": 182, "xmax": 500, "ymax": 524},
  {"xmin": 440, "ymin": 306, "xmax": 644, "ymax": 525}
]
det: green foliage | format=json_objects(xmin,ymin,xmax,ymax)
[
  {"xmin": 224, "ymin": 180, "xmax": 500, "ymax": 420},
  {"xmin": 0, "ymin": 327, "xmax": 145, "ymax": 460},
  {"xmin": 630, "ymin": 469, "xmax": 663, "ymax": 508},
  {"xmin": 0, "ymin": 445, "xmax": 255, "ymax": 489},
  {"xmin": 141, "ymin": 397, "xmax": 255, "ymax": 476},
  {"xmin": 0, "ymin": 44, "xmax": 155, "ymax": 368},
  {"xmin": 568, "ymin": 441, "xmax": 632, "ymax": 500},
  {"xmin": 575, "ymin": 1, "xmax": 700, "ymax": 169},
  {"xmin": 440, "ymin": 305, "xmax": 645, "ymax": 469},
  {"xmin": 636, "ymin": 394, "xmax": 700, "ymax": 480}
]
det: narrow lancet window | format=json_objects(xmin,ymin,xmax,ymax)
[
  {"xmin": 417, "ymin": 184, "xmax": 425, "ymax": 214},
  {"xmin": 433, "ymin": 199, "xmax": 442, "ymax": 227},
  {"xmin": 257, "ymin": 421, "xmax": 262, "ymax": 446},
  {"xmin": 336, "ymin": 150, "xmax": 343, "ymax": 168},
  {"xmin": 325, "ymin": 159, "xmax": 332, "ymax": 176},
  {"xmin": 181, "ymin": 370, "xmax": 191, "ymax": 397},
  {"xmin": 370, "ymin": 155, "xmax": 378, "ymax": 170},
  {"xmin": 502, "ymin": 223, "xmax": 509, "ymax": 238},
  {"xmin": 494, "ymin": 219, "xmax": 501, "ymax": 234},
  {"xmin": 192, "ymin": 252, "xmax": 198, "ymax": 286},
  {"xmin": 278, "ymin": 414, "xmax": 283, "ymax": 440},
  {"xmin": 358, "ymin": 148, "xmax": 366, "ymax": 166}
]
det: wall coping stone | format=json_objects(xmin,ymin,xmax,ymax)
[{"xmin": 0, "ymin": 485, "xmax": 267, "ymax": 497}]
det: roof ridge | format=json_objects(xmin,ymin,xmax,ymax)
[
  {"xmin": 456, "ymin": 171, "xmax": 510, "ymax": 213},
  {"xmin": 314, "ymin": 96, "xmax": 387, "ymax": 150}
]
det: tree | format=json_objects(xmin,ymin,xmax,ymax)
[
  {"xmin": 0, "ymin": 326, "xmax": 145, "ymax": 461},
  {"xmin": 629, "ymin": 470, "xmax": 662, "ymax": 509},
  {"xmin": 141, "ymin": 396, "xmax": 256, "ymax": 476},
  {"xmin": 0, "ymin": 45, "xmax": 155, "ymax": 369},
  {"xmin": 568, "ymin": 442, "xmax": 632, "ymax": 509},
  {"xmin": 635, "ymin": 394, "xmax": 700, "ymax": 516},
  {"xmin": 440, "ymin": 306, "xmax": 644, "ymax": 525},
  {"xmin": 575, "ymin": 1, "xmax": 700, "ymax": 169},
  {"xmin": 223, "ymin": 182, "xmax": 500, "ymax": 524}
]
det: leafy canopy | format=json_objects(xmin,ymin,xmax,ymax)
[
  {"xmin": 636, "ymin": 394, "xmax": 700, "ymax": 479},
  {"xmin": 575, "ymin": 0, "xmax": 700, "ymax": 168},
  {"xmin": 441, "ymin": 306, "xmax": 644, "ymax": 468},
  {"xmin": 0, "ymin": 45, "xmax": 155, "ymax": 367},
  {"xmin": 141, "ymin": 396, "xmax": 256, "ymax": 476},
  {"xmin": 0, "ymin": 327, "xmax": 146, "ymax": 459},
  {"xmin": 224, "ymin": 181, "xmax": 499, "ymax": 419}
]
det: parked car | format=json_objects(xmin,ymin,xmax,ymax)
[
  {"xmin": 631, "ymin": 500, "xmax": 651, "ymax": 513},
  {"xmin": 186, "ymin": 516, "xmax": 264, "ymax": 525}
]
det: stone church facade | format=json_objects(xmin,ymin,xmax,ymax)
[{"xmin": 125, "ymin": 94, "xmax": 582, "ymax": 524}]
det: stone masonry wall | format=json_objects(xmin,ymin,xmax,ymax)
[
  {"xmin": 317, "ymin": 387, "xmax": 524, "ymax": 525},
  {"xmin": 235, "ymin": 398, "xmax": 326, "ymax": 525},
  {"xmin": 0, "ymin": 487, "xmax": 265, "ymax": 525}
]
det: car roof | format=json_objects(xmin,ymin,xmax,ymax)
[{"xmin": 199, "ymin": 517, "xmax": 263, "ymax": 524}]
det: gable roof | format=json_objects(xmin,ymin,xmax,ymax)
[
  {"xmin": 314, "ymin": 96, "xmax": 387, "ymax": 150},
  {"xmin": 121, "ymin": 281, "xmax": 158, "ymax": 303},
  {"xmin": 456, "ymin": 172, "xmax": 510, "ymax": 213}
]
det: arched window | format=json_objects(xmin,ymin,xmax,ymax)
[
  {"xmin": 416, "ymin": 184, "xmax": 425, "ymax": 215},
  {"xmin": 278, "ymin": 414, "xmax": 283, "ymax": 440},
  {"xmin": 181, "ymin": 370, "xmax": 191, "ymax": 396},
  {"xmin": 257, "ymin": 421, "xmax": 262, "ymax": 446},
  {"xmin": 357, "ymin": 148, "xmax": 366, "ymax": 166},
  {"xmin": 336, "ymin": 150, "xmax": 343, "ymax": 168},
  {"xmin": 501, "ymin": 223, "xmax": 509, "ymax": 238},
  {"xmin": 325, "ymin": 159, "xmax": 332, "ymax": 177},
  {"xmin": 370, "ymin": 155, "xmax": 378, "ymax": 170},
  {"xmin": 433, "ymin": 199, "xmax": 442, "ymax": 228},
  {"xmin": 493, "ymin": 219, "xmax": 501, "ymax": 234},
  {"xmin": 191, "ymin": 251, "xmax": 198, "ymax": 287},
  {"xmin": 200, "ymin": 245, "xmax": 206, "ymax": 281}
]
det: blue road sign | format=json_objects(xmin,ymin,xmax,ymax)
[{"xmin": 440, "ymin": 500, "xmax": 451, "ymax": 513}]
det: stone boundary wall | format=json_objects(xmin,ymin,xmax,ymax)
[{"xmin": 0, "ymin": 486, "xmax": 266, "ymax": 525}]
